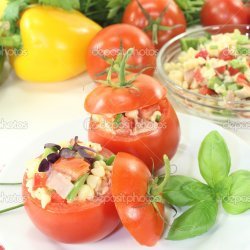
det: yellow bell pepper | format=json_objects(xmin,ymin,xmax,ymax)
[{"xmin": 11, "ymin": 5, "xmax": 102, "ymax": 82}]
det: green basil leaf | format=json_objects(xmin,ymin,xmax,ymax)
[
  {"xmin": 163, "ymin": 175, "xmax": 214, "ymax": 206},
  {"xmin": 168, "ymin": 200, "xmax": 218, "ymax": 240},
  {"xmin": 222, "ymin": 170, "xmax": 250, "ymax": 215},
  {"xmin": 198, "ymin": 131, "xmax": 231, "ymax": 188}
]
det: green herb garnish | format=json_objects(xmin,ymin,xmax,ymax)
[
  {"xmin": 163, "ymin": 131, "xmax": 250, "ymax": 240},
  {"xmin": 113, "ymin": 113, "xmax": 123, "ymax": 127},
  {"xmin": 155, "ymin": 114, "xmax": 161, "ymax": 123}
]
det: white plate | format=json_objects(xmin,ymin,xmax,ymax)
[{"xmin": 0, "ymin": 113, "xmax": 250, "ymax": 250}]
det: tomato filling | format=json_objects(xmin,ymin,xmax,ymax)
[
  {"xmin": 91, "ymin": 103, "xmax": 163, "ymax": 136},
  {"xmin": 165, "ymin": 29, "xmax": 250, "ymax": 101},
  {"xmin": 25, "ymin": 138, "xmax": 115, "ymax": 209}
]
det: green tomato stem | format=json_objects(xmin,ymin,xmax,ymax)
[
  {"xmin": 156, "ymin": 155, "xmax": 171, "ymax": 193},
  {"xmin": 119, "ymin": 48, "xmax": 134, "ymax": 87}
]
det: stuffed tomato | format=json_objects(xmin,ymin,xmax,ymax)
[
  {"xmin": 85, "ymin": 73, "xmax": 180, "ymax": 171},
  {"xmin": 22, "ymin": 137, "xmax": 119, "ymax": 243}
]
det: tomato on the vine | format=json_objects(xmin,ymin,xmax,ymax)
[
  {"xmin": 86, "ymin": 24, "xmax": 157, "ymax": 81},
  {"xmin": 201, "ymin": 0, "xmax": 249, "ymax": 26},
  {"xmin": 122, "ymin": 0, "xmax": 186, "ymax": 50}
]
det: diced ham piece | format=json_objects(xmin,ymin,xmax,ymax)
[{"xmin": 46, "ymin": 170, "xmax": 74, "ymax": 199}]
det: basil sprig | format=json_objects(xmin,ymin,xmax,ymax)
[{"xmin": 164, "ymin": 131, "xmax": 250, "ymax": 240}]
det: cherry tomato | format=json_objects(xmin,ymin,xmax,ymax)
[
  {"xmin": 85, "ymin": 75, "xmax": 180, "ymax": 171},
  {"xmin": 122, "ymin": 0, "xmax": 186, "ymax": 50},
  {"xmin": 86, "ymin": 24, "xmax": 156, "ymax": 81},
  {"xmin": 201, "ymin": 0, "xmax": 249, "ymax": 26},
  {"xmin": 22, "ymin": 148, "xmax": 120, "ymax": 243},
  {"xmin": 111, "ymin": 152, "xmax": 165, "ymax": 246}
]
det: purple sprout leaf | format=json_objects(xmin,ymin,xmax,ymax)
[
  {"xmin": 60, "ymin": 148, "xmax": 76, "ymax": 159},
  {"xmin": 77, "ymin": 148, "xmax": 95, "ymax": 164},
  {"xmin": 73, "ymin": 144, "xmax": 96, "ymax": 153},
  {"xmin": 47, "ymin": 153, "xmax": 60, "ymax": 164},
  {"xmin": 74, "ymin": 136, "xmax": 78, "ymax": 144},
  {"xmin": 38, "ymin": 159, "xmax": 50, "ymax": 172},
  {"xmin": 44, "ymin": 143, "xmax": 61, "ymax": 151}
]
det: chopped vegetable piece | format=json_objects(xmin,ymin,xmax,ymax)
[
  {"xmin": 181, "ymin": 36, "xmax": 208, "ymax": 51},
  {"xmin": 46, "ymin": 170, "xmax": 74, "ymax": 199},
  {"xmin": 67, "ymin": 173, "xmax": 89, "ymax": 202},
  {"xmin": 105, "ymin": 155, "xmax": 116, "ymax": 166},
  {"xmin": 53, "ymin": 158, "xmax": 90, "ymax": 181},
  {"xmin": 33, "ymin": 173, "xmax": 48, "ymax": 190}
]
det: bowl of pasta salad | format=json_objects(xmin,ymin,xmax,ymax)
[{"xmin": 157, "ymin": 25, "xmax": 250, "ymax": 122}]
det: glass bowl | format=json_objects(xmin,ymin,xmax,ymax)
[{"xmin": 157, "ymin": 25, "xmax": 250, "ymax": 124}]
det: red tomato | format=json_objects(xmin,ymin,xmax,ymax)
[
  {"xmin": 228, "ymin": 66, "xmax": 240, "ymax": 76},
  {"xmin": 22, "ymin": 148, "xmax": 120, "ymax": 243},
  {"xmin": 85, "ymin": 74, "xmax": 167, "ymax": 114},
  {"xmin": 86, "ymin": 24, "xmax": 156, "ymax": 81},
  {"xmin": 237, "ymin": 74, "xmax": 250, "ymax": 87},
  {"xmin": 33, "ymin": 173, "xmax": 47, "ymax": 190},
  {"xmin": 122, "ymin": 0, "xmax": 186, "ymax": 50},
  {"xmin": 218, "ymin": 49, "xmax": 235, "ymax": 61},
  {"xmin": 87, "ymin": 98, "xmax": 180, "ymax": 171},
  {"xmin": 201, "ymin": 0, "xmax": 249, "ymax": 26},
  {"xmin": 111, "ymin": 152, "xmax": 164, "ymax": 246},
  {"xmin": 215, "ymin": 65, "xmax": 227, "ymax": 75},
  {"xmin": 199, "ymin": 86, "xmax": 216, "ymax": 96},
  {"xmin": 195, "ymin": 50, "xmax": 209, "ymax": 59},
  {"xmin": 53, "ymin": 158, "xmax": 90, "ymax": 181},
  {"xmin": 51, "ymin": 192, "xmax": 67, "ymax": 203}
]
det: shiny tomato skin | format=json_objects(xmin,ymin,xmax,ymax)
[
  {"xmin": 122, "ymin": 0, "xmax": 186, "ymax": 50},
  {"xmin": 86, "ymin": 24, "xmax": 156, "ymax": 80},
  {"xmin": 22, "ymin": 148, "xmax": 120, "ymax": 243},
  {"xmin": 84, "ymin": 74, "xmax": 167, "ymax": 114},
  {"xmin": 88, "ymin": 98, "xmax": 180, "ymax": 171},
  {"xmin": 201, "ymin": 0, "xmax": 249, "ymax": 26},
  {"xmin": 111, "ymin": 152, "xmax": 164, "ymax": 246},
  {"xmin": 23, "ymin": 177, "xmax": 119, "ymax": 243}
]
